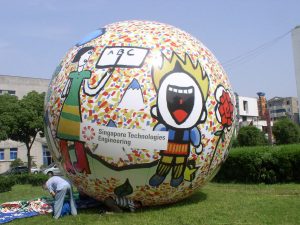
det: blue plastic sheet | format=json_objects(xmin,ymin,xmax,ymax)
[{"xmin": 0, "ymin": 211, "xmax": 39, "ymax": 224}]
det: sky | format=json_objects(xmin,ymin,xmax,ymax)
[{"xmin": 0, "ymin": 0, "xmax": 299, "ymax": 99}]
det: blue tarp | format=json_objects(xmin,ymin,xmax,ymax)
[
  {"xmin": 0, "ymin": 211, "xmax": 39, "ymax": 224},
  {"xmin": 0, "ymin": 196, "xmax": 103, "ymax": 223}
]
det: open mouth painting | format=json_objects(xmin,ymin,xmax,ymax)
[{"xmin": 167, "ymin": 85, "xmax": 194, "ymax": 124}]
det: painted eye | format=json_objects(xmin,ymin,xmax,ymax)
[
  {"xmin": 88, "ymin": 51, "xmax": 93, "ymax": 54},
  {"xmin": 84, "ymin": 59, "xmax": 88, "ymax": 63}
]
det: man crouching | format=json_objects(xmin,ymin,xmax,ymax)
[{"xmin": 43, "ymin": 176, "xmax": 77, "ymax": 219}]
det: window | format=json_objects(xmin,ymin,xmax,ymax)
[
  {"xmin": 10, "ymin": 148, "xmax": 18, "ymax": 160},
  {"xmin": 286, "ymin": 100, "xmax": 290, "ymax": 105},
  {"xmin": 8, "ymin": 90, "xmax": 16, "ymax": 95},
  {"xmin": 0, "ymin": 149, "xmax": 4, "ymax": 160},
  {"xmin": 0, "ymin": 89, "xmax": 16, "ymax": 95},
  {"xmin": 276, "ymin": 109, "xmax": 286, "ymax": 113},
  {"xmin": 42, "ymin": 145, "xmax": 53, "ymax": 166},
  {"xmin": 243, "ymin": 100, "xmax": 248, "ymax": 113}
]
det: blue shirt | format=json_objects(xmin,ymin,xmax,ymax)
[
  {"xmin": 154, "ymin": 123, "xmax": 201, "ymax": 147},
  {"xmin": 46, "ymin": 176, "xmax": 70, "ymax": 193}
]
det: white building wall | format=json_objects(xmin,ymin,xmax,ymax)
[
  {"xmin": 0, "ymin": 137, "xmax": 47, "ymax": 173},
  {"xmin": 235, "ymin": 95, "xmax": 273, "ymax": 140},
  {"xmin": 292, "ymin": 26, "xmax": 300, "ymax": 115},
  {"xmin": 238, "ymin": 96, "xmax": 259, "ymax": 117},
  {"xmin": 0, "ymin": 140, "xmax": 27, "ymax": 173},
  {"xmin": 254, "ymin": 120, "xmax": 273, "ymax": 131},
  {"xmin": 0, "ymin": 75, "xmax": 50, "ymax": 99}
]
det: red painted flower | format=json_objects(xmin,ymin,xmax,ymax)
[{"xmin": 218, "ymin": 91, "xmax": 234, "ymax": 127}]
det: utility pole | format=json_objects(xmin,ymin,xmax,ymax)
[
  {"xmin": 292, "ymin": 26, "xmax": 300, "ymax": 123},
  {"xmin": 257, "ymin": 92, "xmax": 272, "ymax": 144},
  {"xmin": 265, "ymin": 110, "xmax": 273, "ymax": 145}
]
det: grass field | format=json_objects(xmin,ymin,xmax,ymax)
[{"xmin": 0, "ymin": 183, "xmax": 299, "ymax": 225}]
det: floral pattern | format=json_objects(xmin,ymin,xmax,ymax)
[
  {"xmin": 207, "ymin": 85, "xmax": 235, "ymax": 173},
  {"xmin": 218, "ymin": 91, "xmax": 234, "ymax": 127}
]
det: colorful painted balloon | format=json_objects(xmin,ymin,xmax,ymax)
[{"xmin": 44, "ymin": 20, "xmax": 236, "ymax": 206}]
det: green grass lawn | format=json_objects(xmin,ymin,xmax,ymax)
[{"xmin": 0, "ymin": 183, "xmax": 299, "ymax": 225}]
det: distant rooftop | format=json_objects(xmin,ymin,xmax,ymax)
[{"xmin": 0, "ymin": 74, "xmax": 50, "ymax": 81}]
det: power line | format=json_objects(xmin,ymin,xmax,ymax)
[{"xmin": 222, "ymin": 29, "xmax": 292, "ymax": 70}]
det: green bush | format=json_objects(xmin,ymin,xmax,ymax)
[
  {"xmin": 0, "ymin": 174, "xmax": 48, "ymax": 193},
  {"xmin": 10, "ymin": 158, "xmax": 24, "ymax": 168},
  {"xmin": 272, "ymin": 118, "xmax": 300, "ymax": 144},
  {"xmin": 13, "ymin": 174, "xmax": 31, "ymax": 185},
  {"xmin": 237, "ymin": 126, "xmax": 268, "ymax": 146},
  {"xmin": 230, "ymin": 137, "xmax": 239, "ymax": 148},
  {"xmin": 12, "ymin": 174, "xmax": 48, "ymax": 186},
  {"xmin": 0, "ymin": 176, "xmax": 15, "ymax": 193},
  {"xmin": 214, "ymin": 144, "xmax": 300, "ymax": 184},
  {"xmin": 28, "ymin": 174, "xmax": 48, "ymax": 186}
]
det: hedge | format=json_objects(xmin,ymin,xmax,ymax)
[
  {"xmin": 0, "ymin": 174, "xmax": 48, "ymax": 193},
  {"xmin": 1, "ymin": 145, "xmax": 299, "ymax": 192},
  {"xmin": 0, "ymin": 176, "xmax": 15, "ymax": 193},
  {"xmin": 214, "ymin": 144, "xmax": 300, "ymax": 184}
]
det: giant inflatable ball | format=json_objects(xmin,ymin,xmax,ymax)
[{"xmin": 44, "ymin": 20, "xmax": 236, "ymax": 206}]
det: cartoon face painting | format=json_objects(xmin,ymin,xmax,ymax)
[
  {"xmin": 156, "ymin": 64, "xmax": 206, "ymax": 129},
  {"xmin": 78, "ymin": 49, "xmax": 94, "ymax": 70},
  {"xmin": 149, "ymin": 53, "xmax": 209, "ymax": 187}
]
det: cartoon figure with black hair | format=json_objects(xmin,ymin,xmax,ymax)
[
  {"xmin": 56, "ymin": 47, "xmax": 95, "ymax": 174},
  {"xmin": 149, "ymin": 53, "xmax": 209, "ymax": 187}
]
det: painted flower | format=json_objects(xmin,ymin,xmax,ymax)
[
  {"xmin": 218, "ymin": 91, "xmax": 234, "ymax": 127},
  {"xmin": 215, "ymin": 85, "xmax": 234, "ymax": 129},
  {"xmin": 208, "ymin": 86, "xmax": 235, "ymax": 174}
]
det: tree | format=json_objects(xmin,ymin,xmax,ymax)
[
  {"xmin": 237, "ymin": 125, "xmax": 268, "ymax": 147},
  {"xmin": 0, "ymin": 91, "xmax": 45, "ymax": 172},
  {"xmin": 272, "ymin": 117, "xmax": 300, "ymax": 144},
  {"xmin": 0, "ymin": 94, "xmax": 19, "ymax": 140}
]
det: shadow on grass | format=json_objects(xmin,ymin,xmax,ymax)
[
  {"xmin": 76, "ymin": 191, "xmax": 207, "ymax": 215},
  {"xmin": 78, "ymin": 207, "xmax": 101, "ymax": 215}
]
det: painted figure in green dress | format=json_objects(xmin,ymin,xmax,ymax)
[
  {"xmin": 57, "ymin": 45, "xmax": 116, "ymax": 174},
  {"xmin": 56, "ymin": 47, "xmax": 94, "ymax": 174}
]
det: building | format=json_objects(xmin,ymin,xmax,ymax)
[
  {"xmin": 0, "ymin": 75, "xmax": 51, "ymax": 173},
  {"xmin": 0, "ymin": 137, "xmax": 53, "ymax": 174},
  {"xmin": 292, "ymin": 25, "xmax": 300, "ymax": 116},
  {"xmin": 235, "ymin": 93, "xmax": 273, "ymax": 138},
  {"xmin": 235, "ymin": 93, "xmax": 299, "ymax": 143},
  {"xmin": 267, "ymin": 97, "xmax": 299, "ymax": 124},
  {"xmin": 235, "ymin": 94, "xmax": 259, "ymax": 126},
  {"xmin": 0, "ymin": 74, "xmax": 50, "ymax": 99}
]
